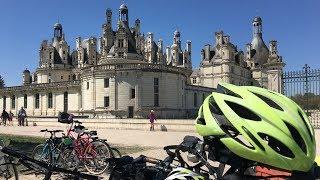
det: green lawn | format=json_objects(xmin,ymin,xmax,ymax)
[{"xmin": 0, "ymin": 134, "xmax": 151, "ymax": 155}]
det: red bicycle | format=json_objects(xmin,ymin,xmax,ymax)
[{"xmin": 59, "ymin": 113, "xmax": 112, "ymax": 175}]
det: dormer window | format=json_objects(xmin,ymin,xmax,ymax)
[{"xmin": 118, "ymin": 39, "xmax": 124, "ymax": 48}]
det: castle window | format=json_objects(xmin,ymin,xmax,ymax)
[
  {"xmin": 87, "ymin": 82, "xmax": 89, "ymax": 90},
  {"xmin": 154, "ymin": 78, "xmax": 159, "ymax": 107},
  {"xmin": 3, "ymin": 96, "xmax": 6, "ymax": 109},
  {"xmin": 118, "ymin": 52, "xmax": 124, "ymax": 58},
  {"xmin": 35, "ymin": 93, "xmax": 40, "ymax": 109},
  {"xmin": 61, "ymin": 76, "xmax": 63, "ymax": 80},
  {"xmin": 118, "ymin": 39, "xmax": 124, "ymax": 48},
  {"xmin": 49, "ymin": 52, "xmax": 53, "ymax": 59},
  {"xmin": 104, "ymin": 96, "xmax": 109, "ymax": 107},
  {"xmin": 63, "ymin": 51, "xmax": 66, "ymax": 54},
  {"xmin": 192, "ymin": 77, "xmax": 197, "ymax": 84},
  {"xmin": 63, "ymin": 92, "xmax": 68, "ymax": 112},
  {"xmin": 194, "ymin": 93, "xmax": 197, "ymax": 107},
  {"xmin": 11, "ymin": 95, "xmax": 15, "ymax": 109},
  {"xmin": 24, "ymin": 94, "xmax": 27, "ymax": 108},
  {"xmin": 131, "ymin": 88, "xmax": 135, "ymax": 99},
  {"xmin": 48, "ymin": 93, "xmax": 53, "ymax": 108},
  {"xmin": 104, "ymin": 78, "xmax": 109, "ymax": 88}
]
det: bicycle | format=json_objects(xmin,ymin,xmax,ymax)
[
  {"xmin": 32, "ymin": 129, "xmax": 66, "ymax": 169},
  {"xmin": 107, "ymin": 136, "xmax": 212, "ymax": 180},
  {"xmin": 58, "ymin": 113, "xmax": 116, "ymax": 175},
  {"xmin": 107, "ymin": 135, "xmax": 320, "ymax": 179},
  {"xmin": 1, "ymin": 145, "xmax": 99, "ymax": 180}
]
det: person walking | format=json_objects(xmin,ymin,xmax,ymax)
[
  {"xmin": 148, "ymin": 110, "xmax": 156, "ymax": 131},
  {"xmin": 18, "ymin": 107, "xmax": 27, "ymax": 126},
  {"xmin": 8, "ymin": 111, "xmax": 14, "ymax": 126},
  {"xmin": 1, "ymin": 109, "xmax": 9, "ymax": 126}
]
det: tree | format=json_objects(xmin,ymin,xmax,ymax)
[{"xmin": 0, "ymin": 75, "xmax": 4, "ymax": 88}]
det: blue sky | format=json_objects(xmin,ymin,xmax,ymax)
[{"xmin": 0, "ymin": 0, "xmax": 319, "ymax": 86}]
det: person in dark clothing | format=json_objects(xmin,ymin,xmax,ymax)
[
  {"xmin": 18, "ymin": 107, "xmax": 27, "ymax": 126},
  {"xmin": 1, "ymin": 109, "xmax": 9, "ymax": 126},
  {"xmin": 8, "ymin": 111, "xmax": 14, "ymax": 126}
]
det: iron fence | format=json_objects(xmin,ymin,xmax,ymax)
[{"xmin": 282, "ymin": 64, "xmax": 320, "ymax": 128}]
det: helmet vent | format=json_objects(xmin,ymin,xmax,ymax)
[
  {"xmin": 217, "ymin": 84, "xmax": 242, "ymax": 99},
  {"xmin": 209, "ymin": 97, "xmax": 223, "ymax": 115},
  {"xmin": 225, "ymin": 101, "xmax": 261, "ymax": 121},
  {"xmin": 258, "ymin": 133, "xmax": 295, "ymax": 158},
  {"xmin": 196, "ymin": 106, "xmax": 206, "ymax": 125},
  {"xmin": 251, "ymin": 92, "xmax": 283, "ymax": 111},
  {"xmin": 284, "ymin": 121, "xmax": 307, "ymax": 154},
  {"xmin": 242, "ymin": 126, "xmax": 265, "ymax": 151},
  {"xmin": 234, "ymin": 134, "xmax": 254, "ymax": 149},
  {"xmin": 298, "ymin": 110, "xmax": 313, "ymax": 142}
]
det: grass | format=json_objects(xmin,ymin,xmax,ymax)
[{"xmin": 0, "ymin": 134, "xmax": 151, "ymax": 155}]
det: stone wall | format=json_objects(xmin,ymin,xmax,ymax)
[{"xmin": 26, "ymin": 118, "xmax": 196, "ymax": 132}]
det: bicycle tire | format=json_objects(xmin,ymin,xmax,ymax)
[
  {"xmin": 61, "ymin": 147, "xmax": 79, "ymax": 170},
  {"xmin": 84, "ymin": 140, "xmax": 111, "ymax": 175},
  {"xmin": 110, "ymin": 147, "xmax": 122, "ymax": 158},
  {"xmin": 32, "ymin": 144, "xmax": 52, "ymax": 173}
]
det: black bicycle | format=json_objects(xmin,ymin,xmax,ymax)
[
  {"xmin": 106, "ymin": 136, "xmax": 212, "ymax": 180},
  {"xmin": 107, "ymin": 135, "xmax": 320, "ymax": 180},
  {"xmin": 1, "ymin": 145, "xmax": 99, "ymax": 180}
]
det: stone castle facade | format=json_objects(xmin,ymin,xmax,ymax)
[
  {"xmin": 0, "ymin": 4, "xmax": 210, "ymax": 118},
  {"xmin": 0, "ymin": 5, "xmax": 284, "ymax": 118},
  {"xmin": 191, "ymin": 17, "xmax": 285, "ymax": 92}
]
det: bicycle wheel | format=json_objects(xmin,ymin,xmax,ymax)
[
  {"xmin": 0, "ymin": 156, "xmax": 19, "ymax": 180},
  {"xmin": 110, "ymin": 147, "xmax": 122, "ymax": 158},
  {"xmin": 61, "ymin": 148, "xmax": 79, "ymax": 170},
  {"xmin": 32, "ymin": 144, "xmax": 52, "ymax": 174},
  {"xmin": 83, "ymin": 140, "xmax": 111, "ymax": 175}
]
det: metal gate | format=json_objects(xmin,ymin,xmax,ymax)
[{"xmin": 282, "ymin": 64, "xmax": 320, "ymax": 128}]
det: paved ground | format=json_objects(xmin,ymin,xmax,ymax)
[{"xmin": 1, "ymin": 125, "xmax": 320, "ymax": 156}]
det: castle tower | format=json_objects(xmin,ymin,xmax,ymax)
[
  {"xmin": 53, "ymin": 23, "xmax": 63, "ymax": 47},
  {"xmin": 253, "ymin": 17, "xmax": 262, "ymax": 37},
  {"xmin": 106, "ymin": 8, "xmax": 112, "ymax": 25},
  {"xmin": 135, "ymin": 19, "xmax": 141, "ymax": 35},
  {"xmin": 250, "ymin": 17, "xmax": 269, "ymax": 66},
  {"xmin": 119, "ymin": 4, "xmax": 129, "ymax": 25},
  {"xmin": 166, "ymin": 46, "xmax": 171, "ymax": 65},
  {"xmin": 157, "ymin": 39, "xmax": 164, "ymax": 64},
  {"xmin": 173, "ymin": 30, "xmax": 181, "ymax": 48},
  {"xmin": 145, "ymin": 32, "xmax": 154, "ymax": 63},
  {"xmin": 23, "ymin": 69, "xmax": 31, "ymax": 85}
]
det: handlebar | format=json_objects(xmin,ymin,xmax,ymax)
[
  {"xmin": 73, "ymin": 120, "xmax": 82, "ymax": 124},
  {"xmin": 40, "ymin": 129, "xmax": 63, "ymax": 133}
]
